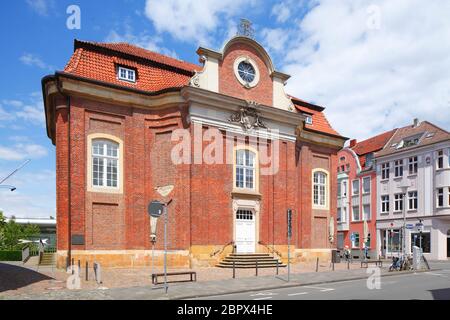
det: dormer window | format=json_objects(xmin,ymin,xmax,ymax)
[
  {"xmin": 305, "ymin": 115, "xmax": 313, "ymax": 125},
  {"xmin": 118, "ymin": 66, "xmax": 136, "ymax": 82}
]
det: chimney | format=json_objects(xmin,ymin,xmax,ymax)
[
  {"xmin": 350, "ymin": 139, "xmax": 357, "ymax": 148},
  {"xmin": 413, "ymin": 118, "xmax": 420, "ymax": 127}
]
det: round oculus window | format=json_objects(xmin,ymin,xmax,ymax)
[{"xmin": 237, "ymin": 61, "xmax": 256, "ymax": 83}]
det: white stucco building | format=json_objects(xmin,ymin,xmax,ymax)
[{"xmin": 375, "ymin": 120, "xmax": 450, "ymax": 260}]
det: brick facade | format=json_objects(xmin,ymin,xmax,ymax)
[{"xmin": 43, "ymin": 37, "xmax": 346, "ymax": 268}]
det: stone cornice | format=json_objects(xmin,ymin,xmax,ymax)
[{"xmin": 181, "ymin": 86, "xmax": 305, "ymax": 127}]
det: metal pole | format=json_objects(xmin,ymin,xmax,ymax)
[
  {"xmin": 85, "ymin": 261, "xmax": 88, "ymax": 281},
  {"xmin": 287, "ymin": 234, "xmax": 291, "ymax": 282},
  {"xmin": 151, "ymin": 241, "xmax": 155, "ymax": 285},
  {"xmin": 164, "ymin": 204, "xmax": 168, "ymax": 294},
  {"xmin": 233, "ymin": 261, "xmax": 235, "ymax": 279},
  {"xmin": 403, "ymin": 193, "xmax": 406, "ymax": 260},
  {"xmin": 316, "ymin": 257, "xmax": 319, "ymax": 272},
  {"xmin": 255, "ymin": 260, "xmax": 258, "ymax": 277}
]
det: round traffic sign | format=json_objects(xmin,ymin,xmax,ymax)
[{"xmin": 148, "ymin": 200, "xmax": 164, "ymax": 218}]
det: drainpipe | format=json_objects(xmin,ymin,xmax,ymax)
[{"xmin": 56, "ymin": 76, "xmax": 72, "ymax": 267}]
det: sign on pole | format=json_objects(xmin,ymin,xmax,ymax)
[{"xmin": 287, "ymin": 209, "xmax": 292, "ymax": 239}]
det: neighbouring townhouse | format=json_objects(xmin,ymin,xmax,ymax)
[
  {"xmin": 41, "ymin": 36, "xmax": 346, "ymax": 268},
  {"xmin": 375, "ymin": 119, "xmax": 450, "ymax": 260},
  {"xmin": 336, "ymin": 130, "xmax": 397, "ymax": 259}
]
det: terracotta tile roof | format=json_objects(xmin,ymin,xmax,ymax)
[
  {"xmin": 351, "ymin": 129, "xmax": 397, "ymax": 156},
  {"xmin": 62, "ymin": 40, "xmax": 343, "ymax": 138},
  {"xmin": 292, "ymin": 99, "xmax": 342, "ymax": 137},
  {"xmin": 375, "ymin": 121, "xmax": 450, "ymax": 157},
  {"xmin": 63, "ymin": 39, "xmax": 201, "ymax": 92}
]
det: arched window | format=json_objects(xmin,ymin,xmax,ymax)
[
  {"xmin": 92, "ymin": 139, "xmax": 119, "ymax": 188},
  {"xmin": 235, "ymin": 149, "xmax": 256, "ymax": 190},
  {"xmin": 313, "ymin": 170, "xmax": 328, "ymax": 208}
]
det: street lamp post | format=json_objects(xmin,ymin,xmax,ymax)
[
  {"xmin": 0, "ymin": 185, "xmax": 16, "ymax": 191},
  {"xmin": 399, "ymin": 180, "xmax": 410, "ymax": 260}
]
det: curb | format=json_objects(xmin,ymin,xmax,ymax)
[{"xmin": 173, "ymin": 268, "xmax": 437, "ymax": 300}]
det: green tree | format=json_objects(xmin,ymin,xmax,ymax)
[
  {"xmin": 0, "ymin": 214, "xmax": 40, "ymax": 250},
  {"xmin": 0, "ymin": 210, "xmax": 5, "ymax": 247}
]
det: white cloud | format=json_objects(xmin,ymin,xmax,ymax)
[
  {"xmin": 26, "ymin": 0, "xmax": 54, "ymax": 16},
  {"xmin": 105, "ymin": 25, "xmax": 179, "ymax": 59},
  {"xmin": 144, "ymin": 0, "xmax": 259, "ymax": 46},
  {"xmin": 261, "ymin": 28, "xmax": 290, "ymax": 52},
  {"xmin": 20, "ymin": 53, "xmax": 53, "ymax": 70},
  {"xmin": 0, "ymin": 170, "xmax": 55, "ymax": 218},
  {"xmin": 271, "ymin": 1, "xmax": 291, "ymax": 23},
  {"xmin": 0, "ymin": 94, "xmax": 46, "ymax": 127},
  {"xmin": 280, "ymin": 0, "xmax": 450, "ymax": 140},
  {"xmin": 0, "ymin": 143, "xmax": 47, "ymax": 161}
]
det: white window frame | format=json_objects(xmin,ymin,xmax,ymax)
[
  {"xmin": 363, "ymin": 204, "xmax": 371, "ymax": 221},
  {"xmin": 437, "ymin": 150, "xmax": 444, "ymax": 169},
  {"xmin": 394, "ymin": 159, "xmax": 403, "ymax": 178},
  {"xmin": 381, "ymin": 195, "xmax": 389, "ymax": 214},
  {"xmin": 408, "ymin": 191, "xmax": 418, "ymax": 211},
  {"xmin": 337, "ymin": 207, "xmax": 342, "ymax": 223},
  {"xmin": 408, "ymin": 156, "xmax": 418, "ymax": 175},
  {"xmin": 235, "ymin": 149, "xmax": 257, "ymax": 191},
  {"xmin": 341, "ymin": 206, "xmax": 347, "ymax": 223},
  {"xmin": 313, "ymin": 170, "xmax": 328, "ymax": 209},
  {"xmin": 92, "ymin": 139, "xmax": 119, "ymax": 189},
  {"xmin": 362, "ymin": 176, "xmax": 371, "ymax": 194},
  {"xmin": 352, "ymin": 205, "xmax": 360, "ymax": 222},
  {"xmin": 118, "ymin": 66, "xmax": 136, "ymax": 82},
  {"xmin": 305, "ymin": 115, "xmax": 313, "ymax": 125},
  {"xmin": 437, "ymin": 188, "xmax": 444, "ymax": 208},
  {"xmin": 352, "ymin": 179, "xmax": 360, "ymax": 196},
  {"xmin": 394, "ymin": 193, "xmax": 403, "ymax": 213},
  {"xmin": 381, "ymin": 163, "xmax": 390, "ymax": 180},
  {"xmin": 342, "ymin": 180, "xmax": 348, "ymax": 197}
]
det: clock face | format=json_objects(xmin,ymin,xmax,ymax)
[{"xmin": 237, "ymin": 61, "xmax": 256, "ymax": 83}]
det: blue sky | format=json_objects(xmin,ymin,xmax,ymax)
[{"xmin": 0, "ymin": 0, "xmax": 449, "ymax": 218}]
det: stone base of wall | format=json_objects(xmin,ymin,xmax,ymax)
[
  {"xmin": 294, "ymin": 248, "xmax": 333, "ymax": 263},
  {"xmin": 56, "ymin": 250, "xmax": 191, "ymax": 269},
  {"xmin": 57, "ymin": 247, "xmax": 334, "ymax": 269}
]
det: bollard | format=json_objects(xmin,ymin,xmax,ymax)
[
  {"xmin": 78, "ymin": 260, "xmax": 81, "ymax": 273},
  {"xmin": 94, "ymin": 262, "xmax": 102, "ymax": 284},
  {"xmin": 332, "ymin": 262, "xmax": 335, "ymax": 271},
  {"xmin": 71, "ymin": 258, "xmax": 74, "ymax": 275},
  {"xmin": 85, "ymin": 261, "xmax": 88, "ymax": 281},
  {"xmin": 232, "ymin": 261, "xmax": 236, "ymax": 279},
  {"xmin": 255, "ymin": 260, "xmax": 258, "ymax": 277},
  {"xmin": 276, "ymin": 260, "xmax": 279, "ymax": 275},
  {"xmin": 347, "ymin": 260, "xmax": 350, "ymax": 270},
  {"xmin": 315, "ymin": 257, "xmax": 319, "ymax": 272}
]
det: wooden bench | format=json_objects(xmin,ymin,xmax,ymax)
[
  {"xmin": 361, "ymin": 260, "xmax": 383, "ymax": 268},
  {"xmin": 151, "ymin": 271, "xmax": 197, "ymax": 285}
]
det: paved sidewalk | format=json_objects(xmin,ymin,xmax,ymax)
[{"xmin": 3, "ymin": 266, "xmax": 432, "ymax": 300}]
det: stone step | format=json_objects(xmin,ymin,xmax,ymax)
[
  {"xmin": 217, "ymin": 263, "xmax": 287, "ymax": 269},
  {"xmin": 224, "ymin": 256, "xmax": 277, "ymax": 261}
]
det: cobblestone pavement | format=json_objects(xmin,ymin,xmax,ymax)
[
  {"xmin": 1, "ymin": 259, "xmax": 430, "ymax": 300},
  {"xmin": 0, "ymin": 259, "xmax": 361, "ymax": 298}
]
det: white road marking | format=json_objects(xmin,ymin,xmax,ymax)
[
  {"xmin": 253, "ymin": 297, "xmax": 273, "ymax": 300},
  {"xmin": 250, "ymin": 292, "xmax": 277, "ymax": 297},
  {"xmin": 425, "ymin": 272, "xmax": 448, "ymax": 277},
  {"xmin": 303, "ymin": 286, "xmax": 335, "ymax": 292},
  {"xmin": 287, "ymin": 292, "xmax": 309, "ymax": 296}
]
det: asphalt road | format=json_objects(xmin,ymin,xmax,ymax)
[{"xmin": 197, "ymin": 266, "xmax": 450, "ymax": 300}]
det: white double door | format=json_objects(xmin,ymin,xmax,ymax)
[{"xmin": 235, "ymin": 209, "xmax": 256, "ymax": 253}]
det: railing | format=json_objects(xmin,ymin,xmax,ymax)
[
  {"xmin": 210, "ymin": 241, "xmax": 235, "ymax": 258},
  {"xmin": 258, "ymin": 241, "xmax": 283, "ymax": 259},
  {"xmin": 21, "ymin": 245, "xmax": 30, "ymax": 263}
]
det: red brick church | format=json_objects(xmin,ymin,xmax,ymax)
[{"xmin": 42, "ymin": 35, "xmax": 346, "ymax": 268}]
